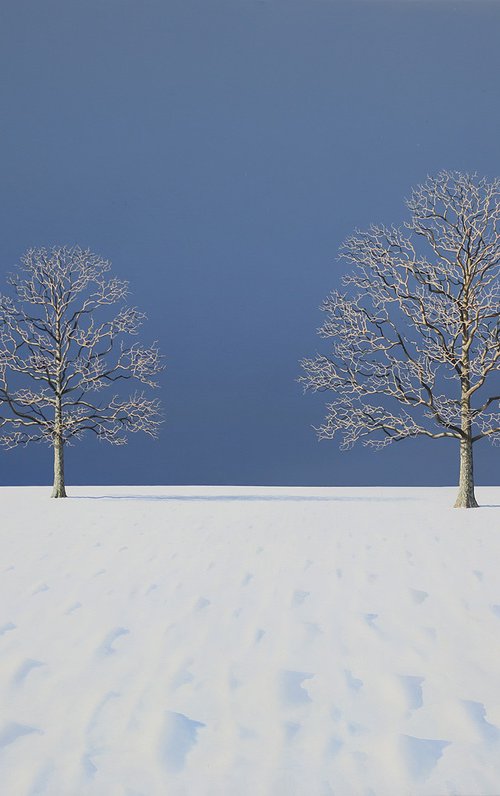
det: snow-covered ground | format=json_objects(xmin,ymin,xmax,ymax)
[{"xmin": 1, "ymin": 485, "xmax": 500, "ymax": 796}]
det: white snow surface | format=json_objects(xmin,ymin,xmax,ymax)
[{"xmin": 1, "ymin": 485, "xmax": 500, "ymax": 796}]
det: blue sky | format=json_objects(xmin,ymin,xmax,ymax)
[{"xmin": 0, "ymin": 0, "xmax": 499, "ymax": 486}]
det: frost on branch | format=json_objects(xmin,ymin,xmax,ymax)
[
  {"xmin": 300, "ymin": 172, "xmax": 500, "ymax": 452},
  {"xmin": 0, "ymin": 246, "xmax": 164, "ymax": 459},
  {"xmin": 63, "ymin": 393, "xmax": 162, "ymax": 446}
]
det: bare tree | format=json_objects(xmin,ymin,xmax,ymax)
[
  {"xmin": 0, "ymin": 246, "xmax": 163, "ymax": 497},
  {"xmin": 300, "ymin": 172, "xmax": 500, "ymax": 508}
]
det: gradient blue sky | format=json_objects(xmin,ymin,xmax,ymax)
[{"xmin": 0, "ymin": 0, "xmax": 499, "ymax": 486}]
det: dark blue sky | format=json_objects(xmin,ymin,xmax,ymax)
[{"xmin": 0, "ymin": 0, "xmax": 499, "ymax": 486}]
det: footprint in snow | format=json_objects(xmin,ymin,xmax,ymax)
[
  {"xmin": 32, "ymin": 583, "xmax": 49, "ymax": 596},
  {"xmin": 345, "ymin": 670, "xmax": 363, "ymax": 692},
  {"xmin": 284, "ymin": 721, "xmax": 301, "ymax": 741},
  {"xmin": 29, "ymin": 761, "xmax": 54, "ymax": 795},
  {"xmin": 170, "ymin": 660, "xmax": 195, "ymax": 691},
  {"xmin": 241, "ymin": 573, "xmax": 253, "ymax": 587},
  {"xmin": 462, "ymin": 701, "xmax": 500, "ymax": 742},
  {"xmin": 279, "ymin": 670, "xmax": 314, "ymax": 706},
  {"xmin": 12, "ymin": 659, "xmax": 45, "ymax": 686},
  {"xmin": 303, "ymin": 622, "xmax": 322, "ymax": 640},
  {"xmin": 81, "ymin": 693, "xmax": 121, "ymax": 780},
  {"xmin": 0, "ymin": 722, "xmax": 43, "ymax": 749},
  {"xmin": 331, "ymin": 706, "xmax": 343, "ymax": 722},
  {"xmin": 0, "ymin": 622, "xmax": 16, "ymax": 636},
  {"xmin": 352, "ymin": 750, "xmax": 368, "ymax": 766},
  {"xmin": 87, "ymin": 690, "xmax": 120, "ymax": 731},
  {"xmin": 326, "ymin": 737, "xmax": 343, "ymax": 758},
  {"xmin": 400, "ymin": 735, "xmax": 450, "ymax": 781},
  {"xmin": 410, "ymin": 589, "xmax": 428, "ymax": 605},
  {"xmin": 473, "ymin": 570, "xmax": 483, "ymax": 582},
  {"xmin": 194, "ymin": 597, "xmax": 210, "ymax": 612},
  {"xmin": 227, "ymin": 662, "xmax": 244, "ymax": 689},
  {"xmin": 239, "ymin": 725, "xmax": 257, "ymax": 740},
  {"xmin": 159, "ymin": 711, "xmax": 206, "ymax": 773},
  {"xmin": 292, "ymin": 590, "xmax": 309, "ymax": 607},
  {"xmin": 491, "ymin": 605, "xmax": 500, "ymax": 619},
  {"xmin": 255, "ymin": 629, "xmax": 265, "ymax": 644},
  {"xmin": 399, "ymin": 675, "xmax": 424, "ymax": 710},
  {"xmin": 65, "ymin": 602, "xmax": 82, "ymax": 615},
  {"xmin": 97, "ymin": 627, "xmax": 130, "ymax": 656},
  {"xmin": 82, "ymin": 752, "xmax": 98, "ymax": 779}
]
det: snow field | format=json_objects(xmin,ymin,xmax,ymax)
[{"xmin": 1, "ymin": 486, "xmax": 500, "ymax": 795}]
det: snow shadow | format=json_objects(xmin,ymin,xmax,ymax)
[{"xmin": 73, "ymin": 494, "xmax": 414, "ymax": 503}]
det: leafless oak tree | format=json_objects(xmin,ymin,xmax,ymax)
[
  {"xmin": 301, "ymin": 172, "xmax": 500, "ymax": 508},
  {"xmin": 0, "ymin": 246, "xmax": 163, "ymax": 497}
]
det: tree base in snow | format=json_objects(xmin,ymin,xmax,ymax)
[
  {"xmin": 51, "ymin": 487, "xmax": 67, "ymax": 498},
  {"xmin": 453, "ymin": 492, "xmax": 479, "ymax": 509}
]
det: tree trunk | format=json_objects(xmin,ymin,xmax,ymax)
[
  {"xmin": 454, "ymin": 413, "xmax": 478, "ymax": 509},
  {"xmin": 51, "ymin": 395, "xmax": 67, "ymax": 498},
  {"xmin": 51, "ymin": 433, "xmax": 66, "ymax": 498},
  {"xmin": 51, "ymin": 311, "xmax": 67, "ymax": 498},
  {"xmin": 454, "ymin": 434, "xmax": 478, "ymax": 508},
  {"xmin": 454, "ymin": 307, "xmax": 479, "ymax": 509}
]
